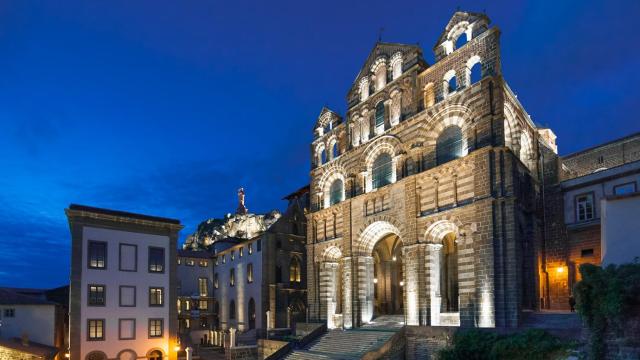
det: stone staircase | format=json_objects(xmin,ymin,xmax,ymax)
[
  {"xmin": 284, "ymin": 315, "xmax": 404, "ymax": 360},
  {"xmin": 521, "ymin": 311, "xmax": 582, "ymax": 329},
  {"xmin": 520, "ymin": 310, "xmax": 584, "ymax": 341}
]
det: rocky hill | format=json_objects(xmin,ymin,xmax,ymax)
[{"xmin": 183, "ymin": 210, "xmax": 281, "ymax": 250}]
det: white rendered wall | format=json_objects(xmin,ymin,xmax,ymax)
[
  {"xmin": 601, "ymin": 195, "xmax": 640, "ymax": 266},
  {"xmin": 80, "ymin": 226, "xmax": 171, "ymax": 359},
  {"xmin": 214, "ymin": 240, "xmax": 263, "ymax": 331},
  {"xmin": 0, "ymin": 304, "xmax": 55, "ymax": 345}
]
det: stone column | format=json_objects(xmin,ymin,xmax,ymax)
[
  {"xmin": 342, "ymin": 257, "xmax": 353, "ymax": 328},
  {"xmin": 389, "ymin": 90, "xmax": 402, "ymax": 127},
  {"xmin": 402, "ymin": 245, "xmax": 419, "ymax": 325},
  {"xmin": 357, "ymin": 256, "xmax": 375, "ymax": 324},
  {"xmin": 427, "ymin": 243, "xmax": 443, "ymax": 326},
  {"xmin": 320, "ymin": 262, "xmax": 340, "ymax": 328}
]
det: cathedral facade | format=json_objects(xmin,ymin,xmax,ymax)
[{"xmin": 305, "ymin": 11, "xmax": 548, "ymax": 329}]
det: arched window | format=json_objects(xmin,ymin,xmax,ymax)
[
  {"xmin": 455, "ymin": 32, "xmax": 467, "ymax": 49},
  {"xmin": 289, "ymin": 257, "xmax": 301, "ymax": 283},
  {"xmin": 247, "ymin": 263, "xmax": 254, "ymax": 283},
  {"xmin": 466, "ymin": 56, "xmax": 482, "ymax": 86},
  {"xmin": 86, "ymin": 351, "xmax": 107, "ymax": 360},
  {"xmin": 448, "ymin": 76, "xmax": 457, "ymax": 93},
  {"xmin": 441, "ymin": 233, "xmax": 459, "ymax": 312},
  {"xmin": 470, "ymin": 62, "xmax": 481, "ymax": 84},
  {"xmin": 375, "ymin": 102, "xmax": 385, "ymax": 128},
  {"xmin": 229, "ymin": 300, "xmax": 236, "ymax": 319},
  {"xmin": 436, "ymin": 126, "xmax": 464, "ymax": 165},
  {"xmin": 359, "ymin": 78, "xmax": 370, "ymax": 101},
  {"xmin": 229, "ymin": 268, "xmax": 235, "ymax": 287},
  {"xmin": 148, "ymin": 350, "xmax": 163, "ymax": 360},
  {"xmin": 443, "ymin": 70, "xmax": 457, "ymax": 97},
  {"xmin": 423, "ymin": 83, "xmax": 435, "ymax": 109},
  {"xmin": 117, "ymin": 350, "xmax": 137, "ymax": 360},
  {"xmin": 316, "ymin": 144, "xmax": 326, "ymax": 167},
  {"xmin": 331, "ymin": 141, "xmax": 339, "ymax": 159},
  {"xmin": 329, "ymin": 179, "xmax": 344, "ymax": 205},
  {"xmin": 372, "ymin": 153, "xmax": 393, "ymax": 189}
]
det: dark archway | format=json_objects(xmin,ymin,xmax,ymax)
[{"xmin": 372, "ymin": 234, "xmax": 404, "ymax": 316}]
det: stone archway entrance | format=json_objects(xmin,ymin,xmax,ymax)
[
  {"xmin": 357, "ymin": 220, "xmax": 404, "ymax": 325},
  {"xmin": 372, "ymin": 234, "xmax": 404, "ymax": 316}
]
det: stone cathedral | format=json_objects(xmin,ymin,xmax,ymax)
[{"xmin": 305, "ymin": 11, "xmax": 550, "ymax": 329}]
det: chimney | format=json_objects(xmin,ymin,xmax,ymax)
[{"xmin": 21, "ymin": 333, "xmax": 29, "ymax": 346}]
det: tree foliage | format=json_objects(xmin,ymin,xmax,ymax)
[
  {"xmin": 573, "ymin": 261, "xmax": 640, "ymax": 359},
  {"xmin": 439, "ymin": 329, "xmax": 571, "ymax": 360}
]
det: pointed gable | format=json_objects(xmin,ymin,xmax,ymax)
[
  {"xmin": 433, "ymin": 11, "xmax": 490, "ymax": 61},
  {"xmin": 313, "ymin": 107, "xmax": 342, "ymax": 132},
  {"xmin": 347, "ymin": 42, "xmax": 424, "ymax": 108}
]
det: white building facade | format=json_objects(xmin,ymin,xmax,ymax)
[{"xmin": 67, "ymin": 205, "xmax": 182, "ymax": 360}]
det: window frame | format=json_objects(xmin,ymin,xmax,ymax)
[
  {"xmin": 575, "ymin": 192, "xmax": 596, "ymax": 222},
  {"xmin": 149, "ymin": 287, "xmax": 164, "ymax": 307},
  {"xmin": 247, "ymin": 263, "xmax": 254, "ymax": 283},
  {"xmin": 118, "ymin": 318, "xmax": 136, "ymax": 340},
  {"xmin": 119, "ymin": 243, "xmax": 138, "ymax": 272},
  {"xmin": 119, "ymin": 285, "xmax": 136, "ymax": 307},
  {"xmin": 198, "ymin": 277, "xmax": 209, "ymax": 297},
  {"xmin": 87, "ymin": 319, "xmax": 105, "ymax": 341},
  {"xmin": 371, "ymin": 153, "xmax": 393, "ymax": 189},
  {"xmin": 148, "ymin": 247, "xmax": 165, "ymax": 274},
  {"xmin": 3, "ymin": 308, "xmax": 15, "ymax": 317},
  {"xmin": 87, "ymin": 241, "xmax": 108, "ymax": 270},
  {"xmin": 148, "ymin": 318, "xmax": 164, "ymax": 338},
  {"xmin": 613, "ymin": 182, "xmax": 637, "ymax": 195},
  {"xmin": 87, "ymin": 284, "xmax": 106, "ymax": 307}
]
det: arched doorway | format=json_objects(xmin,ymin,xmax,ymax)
[
  {"xmin": 86, "ymin": 352, "xmax": 107, "ymax": 360},
  {"xmin": 147, "ymin": 350, "xmax": 163, "ymax": 360},
  {"xmin": 248, "ymin": 298, "xmax": 256, "ymax": 329},
  {"xmin": 425, "ymin": 220, "xmax": 462, "ymax": 326},
  {"xmin": 441, "ymin": 233, "xmax": 459, "ymax": 313},
  {"xmin": 117, "ymin": 350, "xmax": 137, "ymax": 360},
  {"xmin": 320, "ymin": 246, "xmax": 342, "ymax": 329},
  {"xmin": 372, "ymin": 234, "xmax": 404, "ymax": 316}
]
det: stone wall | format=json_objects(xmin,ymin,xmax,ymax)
[
  {"xmin": 224, "ymin": 345, "xmax": 257, "ymax": 360},
  {"xmin": 0, "ymin": 346, "xmax": 46, "ymax": 360},
  {"xmin": 257, "ymin": 339, "xmax": 289, "ymax": 360},
  {"xmin": 404, "ymin": 326, "xmax": 456, "ymax": 360},
  {"xmin": 561, "ymin": 133, "xmax": 640, "ymax": 180}
]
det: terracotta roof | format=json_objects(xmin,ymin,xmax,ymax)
[
  {"xmin": 0, "ymin": 338, "xmax": 59, "ymax": 358},
  {"xmin": 283, "ymin": 185, "xmax": 310, "ymax": 200},
  {"xmin": 0, "ymin": 288, "xmax": 55, "ymax": 305},
  {"xmin": 68, "ymin": 204, "xmax": 181, "ymax": 224}
]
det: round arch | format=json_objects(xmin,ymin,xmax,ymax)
[
  {"xmin": 117, "ymin": 350, "xmax": 137, "ymax": 360},
  {"xmin": 322, "ymin": 245, "xmax": 343, "ymax": 262},
  {"xmin": 424, "ymin": 219, "xmax": 461, "ymax": 244},
  {"xmin": 145, "ymin": 349, "xmax": 164, "ymax": 360},
  {"xmin": 357, "ymin": 220, "xmax": 402, "ymax": 255},
  {"xmin": 85, "ymin": 351, "xmax": 107, "ymax": 360}
]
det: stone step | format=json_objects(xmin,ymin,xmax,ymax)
[
  {"xmin": 521, "ymin": 312, "xmax": 583, "ymax": 329},
  {"xmin": 283, "ymin": 316, "xmax": 403, "ymax": 360}
]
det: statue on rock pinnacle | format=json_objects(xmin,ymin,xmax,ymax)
[{"xmin": 236, "ymin": 187, "xmax": 248, "ymax": 215}]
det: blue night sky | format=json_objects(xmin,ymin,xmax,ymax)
[{"xmin": 0, "ymin": 0, "xmax": 639, "ymax": 289}]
